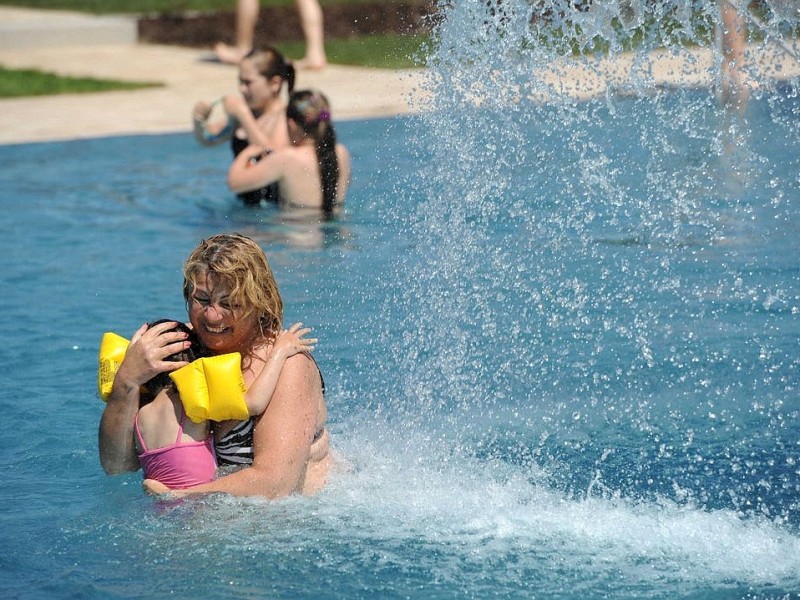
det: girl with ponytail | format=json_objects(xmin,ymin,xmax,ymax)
[
  {"xmin": 192, "ymin": 46, "xmax": 297, "ymax": 204},
  {"xmin": 227, "ymin": 89, "xmax": 351, "ymax": 214}
]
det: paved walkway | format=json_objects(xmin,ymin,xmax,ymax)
[
  {"xmin": 0, "ymin": 6, "xmax": 797, "ymax": 145},
  {"xmin": 0, "ymin": 7, "xmax": 429, "ymax": 144}
]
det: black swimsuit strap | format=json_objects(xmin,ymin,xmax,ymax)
[{"xmin": 305, "ymin": 351, "xmax": 326, "ymax": 395}]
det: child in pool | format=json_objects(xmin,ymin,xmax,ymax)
[{"xmin": 134, "ymin": 319, "xmax": 316, "ymax": 489}]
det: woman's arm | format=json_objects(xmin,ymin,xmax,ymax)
[
  {"xmin": 147, "ymin": 352, "xmax": 323, "ymax": 498},
  {"xmin": 98, "ymin": 322, "xmax": 191, "ymax": 474},
  {"xmin": 245, "ymin": 323, "xmax": 316, "ymax": 416},
  {"xmin": 192, "ymin": 99, "xmax": 236, "ymax": 146},
  {"xmin": 222, "ymin": 94, "xmax": 272, "ymax": 148},
  {"xmin": 227, "ymin": 144, "xmax": 287, "ymax": 194}
]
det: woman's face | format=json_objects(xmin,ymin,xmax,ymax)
[
  {"xmin": 238, "ymin": 59, "xmax": 280, "ymax": 110},
  {"xmin": 187, "ymin": 271, "xmax": 259, "ymax": 355}
]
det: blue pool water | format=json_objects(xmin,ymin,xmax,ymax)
[
  {"xmin": 2, "ymin": 2, "xmax": 800, "ymax": 597},
  {"xmin": 1, "ymin": 90, "xmax": 798, "ymax": 598}
]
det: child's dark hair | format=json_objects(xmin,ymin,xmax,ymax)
[
  {"xmin": 141, "ymin": 320, "xmax": 202, "ymax": 400},
  {"xmin": 286, "ymin": 90, "xmax": 339, "ymax": 215}
]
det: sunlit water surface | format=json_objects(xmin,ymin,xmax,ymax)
[{"xmin": 1, "ymin": 1, "xmax": 800, "ymax": 598}]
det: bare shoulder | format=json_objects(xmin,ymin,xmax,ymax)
[
  {"xmin": 271, "ymin": 145, "xmax": 309, "ymax": 174},
  {"xmin": 137, "ymin": 393, "xmax": 173, "ymax": 422},
  {"xmin": 253, "ymin": 352, "xmax": 323, "ymax": 451},
  {"xmin": 336, "ymin": 143, "xmax": 351, "ymax": 164},
  {"xmin": 279, "ymin": 352, "xmax": 323, "ymax": 393},
  {"xmin": 136, "ymin": 393, "xmax": 182, "ymax": 449}
]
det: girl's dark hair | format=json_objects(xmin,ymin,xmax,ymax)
[
  {"xmin": 141, "ymin": 320, "xmax": 203, "ymax": 400},
  {"xmin": 286, "ymin": 90, "xmax": 339, "ymax": 215},
  {"xmin": 246, "ymin": 46, "xmax": 295, "ymax": 94}
]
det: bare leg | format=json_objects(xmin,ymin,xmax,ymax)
[
  {"xmin": 721, "ymin": 0, "xmax": 758, "ymax": 98},
  {"xmin": 294, "ymin": 0, "xmax": 328, "ymax": 70},
  {"xmin": 215, "ymin": 0, "xmax": 259, "ymax": 65}
]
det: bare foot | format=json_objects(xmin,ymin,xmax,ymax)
[
  {"xmin": 295, "ymin": 56, "xmax": 328, "ymax": 71},
  {"xmin": 213, "ymin": 42, "xmax": 250, "ymax": 65}
]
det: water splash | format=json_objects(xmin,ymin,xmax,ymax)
[{"xmin": 373, "ymin": 0, "xmax": 800, "ymax": 529}]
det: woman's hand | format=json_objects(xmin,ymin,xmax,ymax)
[
  {"xmin": 115, "ymin": 321, "xmax": 191, "ymax": 389},
  {"xmin": 143, "ymin": 479, "xmax": 182, "ymax": 498},
  {"xmin": 192, "ymin": 100, "xmax": 213, "ymax": 122},
  {"xmin": 272, "ymin": 323, "xmax": 316, "ymax": 362}
]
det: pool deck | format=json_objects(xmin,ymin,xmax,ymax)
[{"xmin": 0, "ymin": 6, "xmax": 798, "ymax": 145}]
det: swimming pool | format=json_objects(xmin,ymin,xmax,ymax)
[
  {"xmin": 2, "ymin": 3, "xmax": 800, "ymax": 599},
  {"xmin": 1, "ymin": 88, "xmax": 797, "ymax": 597}
]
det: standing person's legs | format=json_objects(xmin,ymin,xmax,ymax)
[
  {"xmin": 721, "ymin": 1, "xmax": 745, "ymax": 75},
  {"xmin": 215, "ymin": 0, "xmax": 260, "ymax": 65},
  {"xmin": 720, "ymin": 0, "xmax": 758, "ymax": 96},
  {"xmin": 295, "ymin": 0, "xmax": 328, "ymax": 69}
]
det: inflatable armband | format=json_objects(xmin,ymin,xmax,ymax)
[
  {"xmin": 97, "ymin": 332, "xmax": 130, "ymax": 401},
  {"xmin": 170, "ymin": 353, "xmax": 249, "ymax": 423}
]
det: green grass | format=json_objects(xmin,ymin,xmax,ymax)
[
  {"xmin": 284, "ymin": 33, "xmax": 429, "ymax": 69},
  {"xmin": 0, "ymin": 0, "xmax": 401, "ymax": 14},
  {"xmin": 0, "ymin": 65, "xmax": 161, "ymax": 97}
]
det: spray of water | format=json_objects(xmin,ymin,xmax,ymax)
[{"xmin": 362, "ymin": 0, "xmax": 800, "ymax": 523}]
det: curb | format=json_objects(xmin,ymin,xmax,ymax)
[{"xmin": 0, "ymin": 8, "xmax": 137, "ymax": 50}]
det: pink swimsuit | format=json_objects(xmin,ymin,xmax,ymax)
[{"xmin": 135, "ymin": 406, "xmax": 217, "ymax": 489}]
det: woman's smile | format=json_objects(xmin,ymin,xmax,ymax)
[{"xmin": 188, "ymin": 272, "xmax": 259, "ymax": 354}]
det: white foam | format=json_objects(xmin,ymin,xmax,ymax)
[{"xmin": 322, "ymin": 423, "xmax": 800, "ymax": 589}]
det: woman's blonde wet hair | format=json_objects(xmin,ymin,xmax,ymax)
[{"xmin": 182, "ymin": 233, "xmax": 283, "ymax": 341}]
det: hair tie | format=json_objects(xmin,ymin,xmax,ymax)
[{"xmin": 318, "ymin": 110, "xmax": 331, "ymax": 123}]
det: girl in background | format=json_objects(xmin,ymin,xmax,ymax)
[
  {"xmin": 227, "ymin": 89, "xmax": 351, "ymax": 215},
  {"xmin": 193, "ymin": 47, "xmax": 296, "ymax": 204}
]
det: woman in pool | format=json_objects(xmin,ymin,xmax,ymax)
[
  {"xmin": 227, "ymin": 89, "xmax": 351, "ymax": 215},
  {"xmin": 133, "ymin": 319, "xmax": 315, "ymax": 490},
  {"xmin": 192, "ymin": 46, "xmax": 295, "ymax": 204},
  {"xmin": 99, "ymin": 233, "xmax": 332, "ymax": 498}
]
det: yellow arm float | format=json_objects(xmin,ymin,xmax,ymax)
[
  {"xmin": 97, "ymin": 332, "xmax": 130, "ymax": 401},
  {"xmin": 169, "ymin": 353, "xmax": 250, "ymax": 423}
]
